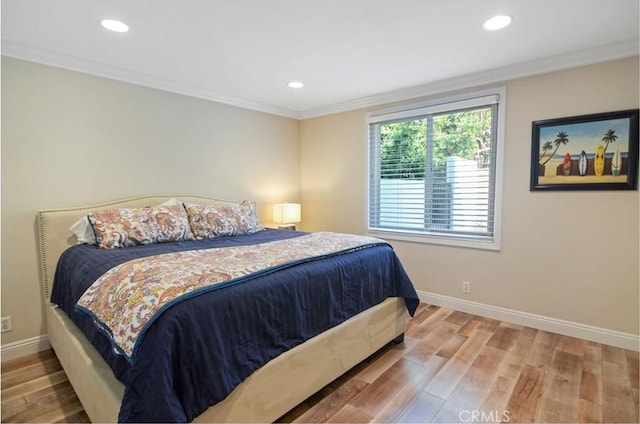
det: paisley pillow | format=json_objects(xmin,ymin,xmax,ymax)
[
  {"xmin": 89, "ymin": 203, "xmax": 194, "ymax": 249},
  {"xmin": 185, "ymin": 201, "xmax": 262, "ymax": 239}
]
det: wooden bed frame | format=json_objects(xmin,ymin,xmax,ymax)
[{"xmin": 37, "ymin": 194, "xmax": 409, "ymax": 423}]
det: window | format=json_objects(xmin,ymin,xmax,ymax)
[{"xmin": 367, "ymin": 88, "xmax": 505, "ymax": 250}]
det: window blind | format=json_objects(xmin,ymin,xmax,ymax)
[{"xmin": 368, "ymin": 93, "xmax": 501, "ymax": 245}]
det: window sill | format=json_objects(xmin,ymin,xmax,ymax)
[{"xmin": 367, "ymin": 229, "xmax": 501, "ymax": 251}]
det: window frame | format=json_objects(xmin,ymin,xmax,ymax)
[{"xmin": 365, "ymin": 87, "xmax": 506, "ymax": 251}]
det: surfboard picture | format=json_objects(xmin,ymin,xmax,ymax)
[
  {"xmin": 531, "ymin": 109, "xmax": 638, "ymax": 190},
  {"xmin": 578, "ymin": 150, "xmax": 588, "ymax": 176},
  {"xmin": 594, "ymin": 144, "xmax": 605, "ymax": 176},
  {"xmin": 611, "ymin": 149, "xmax": 622, "ymax": 176}
]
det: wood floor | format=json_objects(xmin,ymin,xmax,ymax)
[{"xmin": 2, "ymin": 303, "xmax": 638, "ymax": 423}]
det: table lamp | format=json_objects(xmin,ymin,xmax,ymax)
[{"xmin": 272, "ymin": 203, "xmax": 301, "ymax": 230}]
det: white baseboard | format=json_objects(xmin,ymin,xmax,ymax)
[
  {"xmin": 418, "ymin": 290, "xmax": 639, "ymax": 351},
  {"xmin": 1, "ymin": 335, "xmax": 51, "ymax": 362}
]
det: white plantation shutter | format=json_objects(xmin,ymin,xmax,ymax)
[{"xmin": 367, "ymin": 90, "xmax": 505, "ymax": 250}]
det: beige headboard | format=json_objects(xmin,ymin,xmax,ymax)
[{"xmin": 37, "ymin": 194, "xmax": 251, "ymax": 300}]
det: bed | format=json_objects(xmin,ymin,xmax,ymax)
[{"xmin": 37, "ymin": 194, "xmax": 419, "ymax": 423}]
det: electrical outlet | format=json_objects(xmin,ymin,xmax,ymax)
[
  {"xmin": 1, "ymin": 316, "xmax": 12, "ymax": 333},
  {"xmin": 462, "ymin": 281, "xmax": 471, "ymax": 294}
]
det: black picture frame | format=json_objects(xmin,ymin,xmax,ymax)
[{"xmin": 530, "ymin": 109, "xmax": 639, "ymax": 191}]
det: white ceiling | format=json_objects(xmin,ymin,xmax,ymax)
[{"xmin": 2, "ymin": 0, "xmax": 639, "ymax": 119}]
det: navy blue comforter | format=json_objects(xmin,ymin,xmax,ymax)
[{"xmin": 51, "ymin": 229, "xmax": 418, "ymax": 422}]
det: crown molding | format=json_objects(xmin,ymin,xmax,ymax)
[
  {"xmin": 298, "ymin": 39, "xmax": 640, "ymax": 119},
  {"xmin": 1, "ymin": 40, "xmax": 301, "ymax": 119},
  {"xmin": 3, "ymin": 38, "xmax": 638, "ymax": 120}
]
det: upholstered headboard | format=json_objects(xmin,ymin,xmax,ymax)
[{"xmin": 37, "ymin": 194, "xmax": 252, "ymax": 300}]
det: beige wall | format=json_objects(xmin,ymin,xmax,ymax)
[
  {"xmin": 2, "ymin": 55, "xmax": 638, "ymax": 347},
  {"xmin": 1, "ymin": 57, "xmax": 300, "ymax": 344},
  {"xmin": 300, "ymin": 57, "xmax": 639, "ymax": 335}
]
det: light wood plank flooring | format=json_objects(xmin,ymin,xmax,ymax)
[{"xmin": 2, "ymin": 303, "xmax": 638, "ymax": 423}]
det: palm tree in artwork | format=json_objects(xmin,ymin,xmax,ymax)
[
  {"xmin": 539, "ymin": 140, "xmax": 554, "ymax": 162},
  {"xmin": 540, "ymin": 131, "xmax": 569, "ymax": 166},
  {"xmin": 602, "ymin": 129, "xmax": 617, "ymax": 154}
]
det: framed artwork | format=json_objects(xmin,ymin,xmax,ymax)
[{"xmin": 530, "ymin": 109, "xmax": 639, "ymax": 191}]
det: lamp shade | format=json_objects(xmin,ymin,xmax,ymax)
[{"xmin": 273, "ymin": 203, "xmax": 301, "ymax": 224}]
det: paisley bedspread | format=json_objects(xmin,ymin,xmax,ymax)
[{"xmin": 76, "ymin": 232, "xmax": 387, "ymax": 362}]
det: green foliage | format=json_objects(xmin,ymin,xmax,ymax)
[
  {"xmin": 379, "ymin": 107, "xmax": 492, "ymax": 179},
  {"xmin": 433, "ymin": 108, "xmax": 491, "ymax": 172},
  {"xmin": 380, "ymin": 119, "xmax": 426, "ymax": 178}
]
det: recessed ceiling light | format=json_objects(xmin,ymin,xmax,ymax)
[
  {"xmin": 483, "ymin": 15, "xmax": 512, "ymax": 31},
  {"xmin": 100, "ymin": 19, "xmax": 129, "ymax": 33},
  {"xmin": 288, "ymin": 81, "xmax": 304, "ymax": 89}
]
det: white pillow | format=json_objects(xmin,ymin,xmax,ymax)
[
  {"xmin": 70, "ymin": 216, "xmax": 96, "ymax": 245},
  {"xmin": 160, "ymin": 198, "xmax": 181, "ymax": 206}
]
